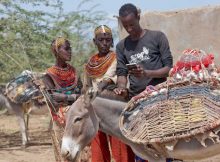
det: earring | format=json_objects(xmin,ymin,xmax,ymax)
[{"xmin": 111, "ymin": 39, "xmax": 114, "ymax": 47}]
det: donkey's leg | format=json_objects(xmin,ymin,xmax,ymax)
[
  {"xmin": 26, "ymin": 113, "xmax": 29, "ymax": 130},
  {"xmin": 0, "ymin": 94, "xmax": 11, "ymax": 115},
  {"xmin": 14, "ymin": 106, "xmax": 29, "ymax": 147},
  {"xmin": 24, "ymin": 113, "xmax": 31, "ymax": 142}
]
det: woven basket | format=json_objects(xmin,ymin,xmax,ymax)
[{"xmin": 119, "ymin": 80, "xmax": 220, "ymax": 144}]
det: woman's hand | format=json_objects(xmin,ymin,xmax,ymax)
[
  {"xmin": 51, "ymin": 92, "xmax": 67, "ymax": 102},
  {"xmin": 97, "ymin": 80, "xmax": 108, "ymax": 92},
  {"xmin": 70, "ymin": 94, "xmax": 80, "ymax": 101},
  {"xmin": 33, "ymin": 79, "xmax": 45, "ymax": 89}
]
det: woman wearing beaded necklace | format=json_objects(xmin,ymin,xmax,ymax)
[
  {"xmin": 43, "ymin": 37, "xmax": 82, "ymax": 161},
  {"xmin": 84, "ymin": 25, "xmax": 117, "ymax": 92},
  {"xmin": 84, "ymin": 25, "xmax": 135, "ymax": 162}
]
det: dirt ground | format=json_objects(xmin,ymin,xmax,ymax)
[
  {"xmin": 0, "ymin": 113, "xmax": 55, "ymax": 162},
  {"xmin": 1, "ymin": 111, "xmax": 220, "ymax": 162}
]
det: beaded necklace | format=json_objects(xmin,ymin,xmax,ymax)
[
  {"xmin": 85, "ymin": 51, "xmax": 116, "ymax": 78},
  {"xmin": 46, "ymin": 63, "xmax": 78, "ymax": 92}
]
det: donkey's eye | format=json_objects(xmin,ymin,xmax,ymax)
[{"xmin": 74, "ymin": 117, "xmax": 82, "ymax": 123}]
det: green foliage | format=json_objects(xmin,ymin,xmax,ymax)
[{"xmin": 0, "ymin": 0, "xmax": 108, "ymax": 83}]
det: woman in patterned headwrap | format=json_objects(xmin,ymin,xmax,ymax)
[
  {"xmin": 83, "ymin": 25, "xmax": 135, "ymax": 162},
  {"xmin": 84, "ymin": 25, "xmax": 117, "ymax": 92},
  {"xmin": 43, "ymin": 37, "xmax": 82, "ymax": 161}
]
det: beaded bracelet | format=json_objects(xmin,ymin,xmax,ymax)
[{"xmin": 103, "ymin": 78, "xmax": 113, "ymax": 84}]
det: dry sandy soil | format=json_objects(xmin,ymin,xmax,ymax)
[
  {"xmin": 1, "ymin": 111, "xmax": 220, "ymax": 162},
  {"xmin": 0, "ymin": 113, "xmax": 55, "ymax": 162}
]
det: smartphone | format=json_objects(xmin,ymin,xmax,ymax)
[{"xmin": 126, "ymin": 63, "xmax": 138, "ymax": 70}]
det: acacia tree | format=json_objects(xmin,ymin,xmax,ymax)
[{"xmin": 0, "ymin": 0, "xmax": 108, "ymax": 83}]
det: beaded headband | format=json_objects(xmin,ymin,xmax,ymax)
[
  {"xmin": 94, "ymin": 25, "xmax": 112, "ymax": 36},
  {"xmin": 54, "ymin": 37, "xmax": 66, "ymax": 53}
]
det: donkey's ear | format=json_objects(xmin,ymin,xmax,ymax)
[{"xmin": 84, "ymin": 88, "xmax": 98, "ymax": 108}]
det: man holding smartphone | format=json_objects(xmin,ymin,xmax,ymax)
[{"xmin": 114, "ymin": 3, "xmax": 173, "ymax": 99}]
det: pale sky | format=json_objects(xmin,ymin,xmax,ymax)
[
  {"xmin": 63, "ymin": 0, "xmax": 220, "ymax": 13},
  {"xmin": 63, "ymin": 0, "xmax": 220, "ymax": 28}
]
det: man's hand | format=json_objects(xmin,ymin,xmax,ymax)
[
  {"xmin": 113, "ymin": 87, "xmax": 127, "ymax": 95},
  {"xmin": 114, "ymin": 87, "xmax": 129, "ymax": 99},
  {"xmin": 114, "ymin": 75, "xmax": 128, "ymax": 96},
  {"xmin": 128, "ymin": 64, "xmax": 146, "ymax": 77}
]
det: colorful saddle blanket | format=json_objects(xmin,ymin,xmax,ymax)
[{"xmin": 5, "ymin": 70, "xmax": 42, "ymax": 103}]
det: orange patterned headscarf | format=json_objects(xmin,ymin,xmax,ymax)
[{"xmin": 85, "ymin": 51, "xmax": 116, "ymax": 78}]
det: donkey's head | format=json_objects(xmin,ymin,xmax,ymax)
[{"xmin": 61, "ymin": 89, "xmax": 99, "ymax": 161}]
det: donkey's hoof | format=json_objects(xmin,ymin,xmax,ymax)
[
  {"xmin": 21, "ymin": 142, "xmax": 29, "ymax": 149},
  {"xmin": 21, "ymin": 144, "xmax": 27, "ymax": 149}
]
